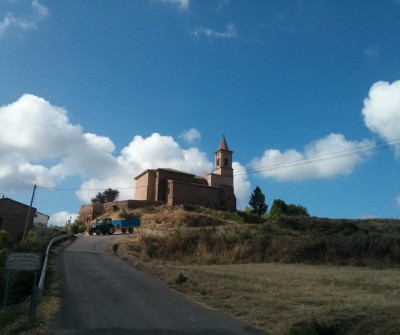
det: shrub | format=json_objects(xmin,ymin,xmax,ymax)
[
  {"xmin": 0, "ymin": 230, "xmax": 9, "ymax": 249},
  {"xmin": 238, "ymin": 207, "xmax": 263, "ymax": 223},
  {"xmin": 119, "ymin": 209, "xmax": 141, "ymax": 220},
  {"xmin": 289, "ymin": 318, "xmax": 338, "ymax": 335}
]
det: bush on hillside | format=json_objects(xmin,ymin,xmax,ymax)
[
  {"xmin": 126, "ymin": 216, "xmax": 400, "ymax": 267},
  {"xmin": 119, "ymin": 209, "xmax": 141, "ymax": 220},
  {"xmin": 0, "ymin": 230, "xmax": 9, "ymax": 249},
  {"xmin": 268, "ymin": 199, "xmax": 310, "ymax": 220}
]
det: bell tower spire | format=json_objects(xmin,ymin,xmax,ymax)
[{"xmin": 214, "ymin": 136, "xmax": 234, "ymax": 188}]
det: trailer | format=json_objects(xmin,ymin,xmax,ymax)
[
  {"xmin": 112, "ymin": 219, "xmax": 140, "ymax": 233},
  {"xmin": 89, "ymin": 217, "xmax": 140, "ymax": 235}
]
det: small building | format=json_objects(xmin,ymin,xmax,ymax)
[
  {"xmin": 0, "ymin": 197, "xmax": 36, "ymax": 240},
  {"xmin": 134, "ymin": 137, "xmax": 236, "ymax": 210}
]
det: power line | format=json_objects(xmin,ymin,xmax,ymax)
[
  {"xmin": 36, "ymin": 137, "xmax": 400, "ymax": 190},
  {"xmin": 234, "ymin": 137, "xmax": 400, "ymax": 176}
]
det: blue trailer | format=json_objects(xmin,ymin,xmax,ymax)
[
  {"xmin": 112, "ymin": 219, "xmax": 140, "ymax": 233},
  {"xmin": 89, "ymin": 217, "xmax": 140, "ymax": 235}
]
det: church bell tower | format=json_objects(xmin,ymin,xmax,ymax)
[{"xmin": 214, "ymin": 136, "xmax": 234, "ymax": 189}]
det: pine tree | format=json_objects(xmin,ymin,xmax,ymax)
[{"xmin": 248, "ymin": 186, "xmax": 268, "ymax": 218}]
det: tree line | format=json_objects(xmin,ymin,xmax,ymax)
[{"xmin": 247, "ymin": 186, "xmax": 309, "ymax": 222}]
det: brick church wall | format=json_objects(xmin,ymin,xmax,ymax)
[{"xmin": 167, "ymin": 179, "xmax": 222, "ymax": 208}]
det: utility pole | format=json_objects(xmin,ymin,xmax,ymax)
[{"xmin": 21, "ymin": 184, "xmax": 37, "ymax": 245}]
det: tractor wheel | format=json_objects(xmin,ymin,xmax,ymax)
[
  {"xmin": 122, "ymin": 228, "xmax": 127, "ymax": 233},
  {"xmin": 128, "ymin": 227, "xmax": 133, "ymax": 233},
  {"xmin": 89, "ymin": 228, "xmax": 94, "ymax": 235},
  {"xmin": 108, "ymin": 226, "xmax": 115, "ymax": 235},
  {"xmin": 96, "ymin": 229, "xmax": 101, "ymax": 236}
]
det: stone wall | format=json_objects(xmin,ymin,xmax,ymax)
[
  {"xmin": 167, "ymin": 179, "xmax": 222, "ymax": 208},
  {"xmin": 79, "ymin": 200, "xmax": 162, "ymax": 223}
]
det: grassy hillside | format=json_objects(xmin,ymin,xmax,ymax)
[
  {"xmin": 117, "ymin": 205, "xmax": 400, "ymax": 267},
  {"xmin": 114, "ymin": 205, "xmax": 400, "ymax": 334}
]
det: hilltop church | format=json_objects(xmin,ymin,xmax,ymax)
[{"xmin": 134, "ymin": 137, "xmax": 236, "ymax": 210}]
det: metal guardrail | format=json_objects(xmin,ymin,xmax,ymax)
[{"xmin": 30, "ymin": 233, "xmax": 74, "ymax": 318}]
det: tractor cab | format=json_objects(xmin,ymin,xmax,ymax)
[{"xmin": 89, "ymin": 217, "xmax": 115, "ymax": 235}]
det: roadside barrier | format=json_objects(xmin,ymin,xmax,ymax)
[{"xmin": 30, "ymin": 233, "xmax": 75, "ymax": 318}]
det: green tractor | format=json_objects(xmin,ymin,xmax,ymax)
[{"xmin": 89, "ymin": 217, "xmax": 115, "ymax": 235}]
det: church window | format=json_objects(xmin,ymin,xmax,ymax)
[
  {"xmin": 224, "ymin": 158, "xmax": 228, "ymax": 165},
  {"xmin": 217, "ymin": 158, "xmax": 220, "ymax": 166}
]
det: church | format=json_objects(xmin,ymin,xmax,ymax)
[{"xmin": 134, "ymin": 137, "xmax": 236, "ymax": 210}]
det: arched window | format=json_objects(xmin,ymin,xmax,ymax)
[
  {"xmin": 224, "ymin": 158, "xmax": 228, "ymax": 166},
  {"xmin": 217, "ymin": 158, "xmax": 220, "ymax": 167}
]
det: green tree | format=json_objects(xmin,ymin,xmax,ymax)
[
  {"xmin": 248, "ymin": 186, "xmax": 268, "ymax": 218},
  {"xmin": 268, "ymin": 199, "xmax": 288, "ymax": 220},
  {"xmin": 268, "ymin": 199, "xmax": 310, "ymax": 220},
  {"xmin": 287, "ymin": 204, "xmax": 309, "ymax": 216},
  {"xmin": 91, "ymin": 188, "xmax": 119, "ymax": 204}
]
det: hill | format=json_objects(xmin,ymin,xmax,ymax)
[
  {"xmin": 112, "ymin": 205, "xmax": 400, "ymax": 334},
  {"xmin": 113, "ymin": 205, "xmax": 400, "ymax": 267}
]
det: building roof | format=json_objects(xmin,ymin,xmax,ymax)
[
  {"xmin": 134, "ymin": 168, "xmax": 196, "ymax": 180},
  {"xmin": 217, "ymin": 136, "xmax": 233, "ymax": 152},
  {"xmin": 0, "ymin": 197, "xmax": 36, "ymax": 210}
]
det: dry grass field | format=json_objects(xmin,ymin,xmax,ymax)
[
  {"xmin": 113, "ymin": 205, "xmax": 400, "ymax": 334},
  {"xmin": 147, "ymin": 263, "xmax": 400, "ymax": 334}
]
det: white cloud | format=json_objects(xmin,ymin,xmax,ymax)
[
  {"xmin": 0, "ymin": 94, "xmax": 248, "ymax": 212},
  {"xmin": 180, "ymin": 128, "xmax": 201, "ymax": 144},
  {"xmin": 362, "ymin": 80, "xmax": 400, "ymax": 155},
  {"xmin": 0, "ymin": 94, "xmax": 82, "ymax": 160},
  {"xmin": 249, "ymin": 134, "xmax": 374, "ymax": 182},
  {"xmin": 0, "ymin": 153, "xmax": 56, "ymax": 192},
  {"xmin": 0, "ymin": 0, "xmax": 49, "ymax": 38},
  {"xmin": 397, "ymin": 195, "xmax": 400, "ymax": 207},
  {"xmin": 155, "ymin": 0, "xmax": 189, "ymax": 11},
  {"xmin": 233, "ymin": 162, "xmax": 251, "ymax": 210},
  {"xmin": 49, "ymin": 211, "xmax": 78, "ymax": 227},
  {"xmin": 193, "ymin": 23, "xmax": 237, "ymax": 39},
  {"xmin": 0, "ymin": 94, "xmax": 117, "ymax": 191}
]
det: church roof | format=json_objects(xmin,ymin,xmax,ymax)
[{"xmin": 218, "ymin": 137, "xmax": 229, "ymax": 151}]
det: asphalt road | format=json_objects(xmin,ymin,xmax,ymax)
[{"xmin": 48, "ymin": 234, "xmax": 264, "ymax": 335}]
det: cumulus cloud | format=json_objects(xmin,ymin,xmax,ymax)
[
  {"xmin": 0, "ymin": 154, "xmax": 56, "ymax": 192},
  {"xmin": 155, "ymin": 0, "xmax": 189, "ymax": 11},
  {"xmin": 397, "ymin": 195, "xmax": 400, "ymax": 207},
  {"xmin": 249, "ymin": 134, "xmax": 374, "ymax": 182},
  {"xmin": 49, "ymin": 211, "xmax": 78, "ymax": 226},
  {"xmin": 180, "ymin": 128, "xmax": 201, "ymax": 144},
  {"xmin": 0, "ymin": 0, "xmax": 49, "ymax": 38},
  {"xmin": 0, "ymin": 94, "xmax": 118, "ymax": 191},
  {"xmin": 0, "ymin": 94, "xmax": 250, "ymax": 212},
  {"xmin": 193, "ymin": 23, "xmax": 237, "ymax": 39},
  {"xmin": 233, "ymin": 162, "xmax": 251, "ymax": 209},
  {"xmin": 0, "ymin": 94, "xmax": 82, "ymax": 160},
  {"xmin": 362, "ymin": 80, "xmax": 400, "ymax": 155}
]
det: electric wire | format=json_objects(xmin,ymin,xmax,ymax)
[{"xmin": 35, "ymin": 137, "xmax": 400, "ymax": 191}]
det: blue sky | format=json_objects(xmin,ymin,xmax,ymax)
[{"xmin": 1, "ymin": 0, "xmax": 400, "ymax": 225}]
